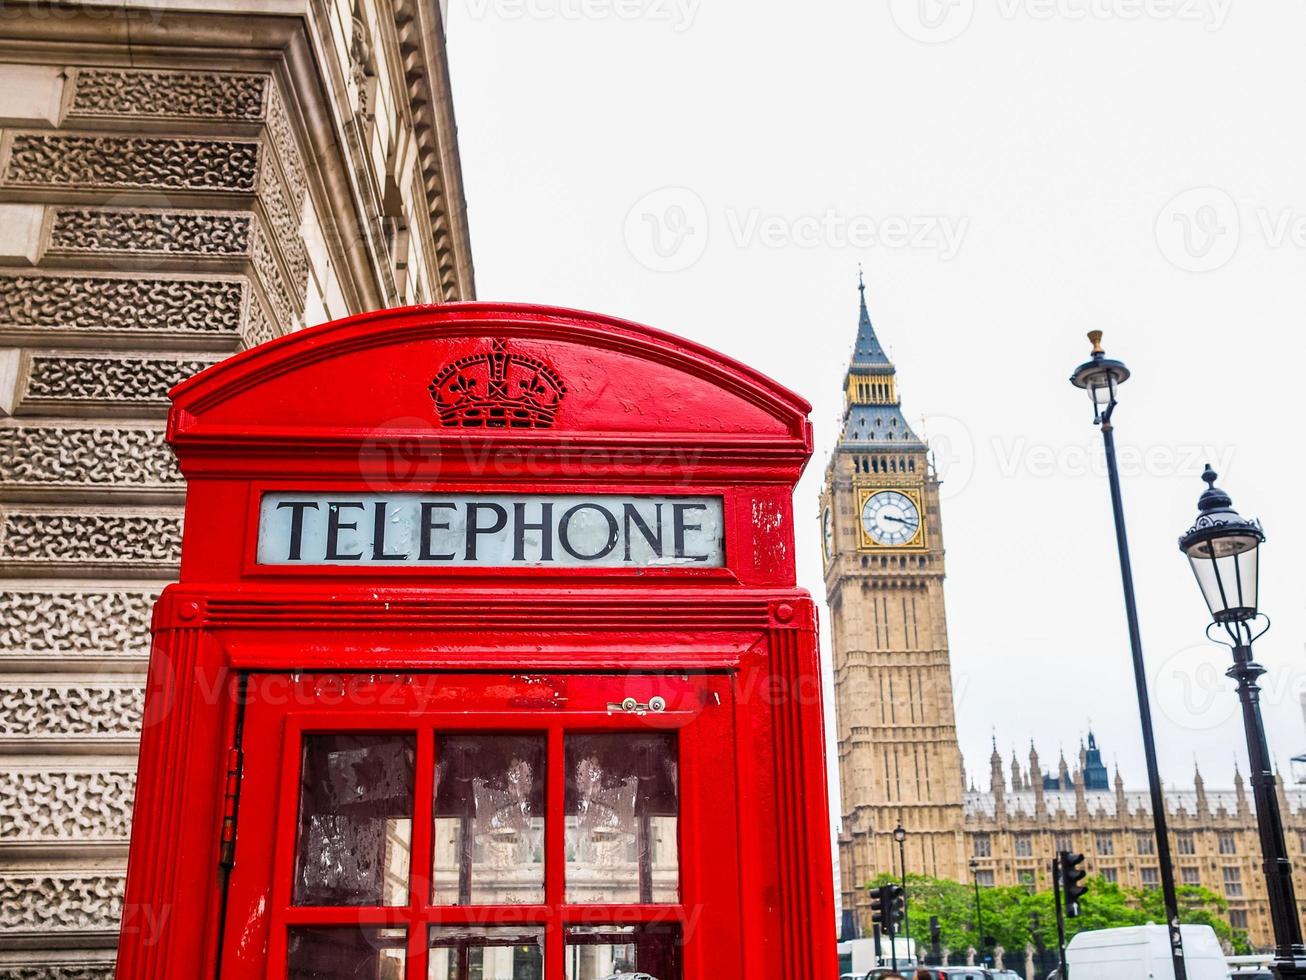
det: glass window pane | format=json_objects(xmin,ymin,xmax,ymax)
[
  {"xmin": 294, "ymin": 734, "xmax": 414, "ymax": 907},
  {"xmin": 428, "ymin": 926, "xmax": 544, "ymax": 980},
  {"xmin": 287, "ymin": 925, "xmax": 406, "ymax": 979},
  {"xmin": 563, "ymin": 924, "xmax": 681, "ymax": 980},
  {"xmin": 565, "ymin": 733, "xmax": 679, "ymax": 905},
  {"xmin": 433, "ymin": 734, "xmax": 546, "ymax": 906}
]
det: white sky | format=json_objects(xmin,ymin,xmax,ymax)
[{"xmin": 443, "ymin": 0, "xmax": 1306, "ymax": 805}]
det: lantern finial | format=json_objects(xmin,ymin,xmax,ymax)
[
  {"xmin": 1195, "ymin": 463, "xmax": 1233, "ymax": 514},
  {"xmin": 1087, "ymin": 330, "xmax": 1105, "ymax": 355}
]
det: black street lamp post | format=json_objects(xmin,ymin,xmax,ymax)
[
  {"xmin": 1179, "ymin": 467, "xmax": 1306, "ymax": 979},
  {"xmin": 893, "ymin": 822, "xmax": 911, "ymax": 960},
  {"xmin": 969, "ymin": 857, "xmax": 984, "ymax": 965},
  {"xmin": 1070, "ymin": 331, "xmax": 1188, "ymax": 980}
]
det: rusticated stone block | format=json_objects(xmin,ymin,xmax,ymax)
[
  {"xmin": 0, "ymin": 590, "xmax": 155, "ymax": 656},
  {"xmin": 0, "ymin": 425, "xmax": 179, "ymax": 489},
  {"xmin": 0, "ymin": 512, "xmax": 181, "ymax": 566},
  {"xmin": 0, "ymin": 770, "xmax": 136, "ymax": 841},
  {"xmin": 2, "ymin": 133, "xmax": 260, "ymax": 193},
  {"xmin": 0, "ymin": 963, "xmax": 115, "ymax": 980},
  {"xmin": 0, "ymin": 874, "xmax": 123, "ymax": 933},
  {"xmin": 21, "ymin": 353, "xmax": 216, "ymax": 407},
  {"xmin": 48, "ymin": 208, "xmax": 252, "ymax": 257},
  {"xmin": 0, "ymin": 686, "xmax": 144, "ymax": 738},
  {"xmin": 0, "ymin": 272, "xmax": 245, "ymax": 336},
  {"xmin": 69, "ymin": 68, "xmax": 268, "ymax": 121}
]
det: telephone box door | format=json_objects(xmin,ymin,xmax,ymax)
[{"xmin": 219, "ymin": 672, "xmax": 740, "ymax": 980}]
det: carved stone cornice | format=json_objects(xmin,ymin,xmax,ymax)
[{"xmin": 390, "ymin": 0, "xmax": 475, "ymax": 299}]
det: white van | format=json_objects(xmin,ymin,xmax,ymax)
[
  {"xmin": 1066, "ymin": 924, "xmax": 1228, "ymax": 980},
  {"xmin": 836, "ymin": 936, "xmax": 917, "ymax": 974}
]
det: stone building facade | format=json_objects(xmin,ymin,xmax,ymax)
[
  {"xmin": 0, "ymin": 1, "xmax": 474, "ymax": 974},
  {"xmin": 966, "ymin": 736, "xmax": 1306, "ymax": 948},
  {"xmin": 823, "ymin": 283, "xmax": 1306, "ymax": 950}
]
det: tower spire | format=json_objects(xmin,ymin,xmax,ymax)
[
  {"xmin": 851, "ymin": 269, "xmax": 889, "ymax": 368},
  {"xmin": 838, "ymin": 270, "xmax": 923, "ymax": 448}
]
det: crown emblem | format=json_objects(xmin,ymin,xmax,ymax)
[{"xmin": 428, "ymin": 338, "xmax": 567, "ymax": 428}]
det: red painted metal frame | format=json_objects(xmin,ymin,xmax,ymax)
[
  {"xmin": 222, "ymin": 674, "xmax": 736, "ymax": 979},
  {"xmin": 115, "ymin": 303, "xmax": 835, "ymax": 979}
]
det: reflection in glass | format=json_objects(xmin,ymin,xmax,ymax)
[
  {"xmin": 433, "ymin": 735, "xmax": 546, "ymax": 906},
  {"xmin": 294, "ymin": 734, "xmax": 414, "ymax": 907},
  {"xmin": 287, "ymin": 925, "xmax": 407, "ymax": 979},
  {"xmin": 428, "ymin": 926, "xmax": 544, "ymax": 980},
  {"xmin": 563, "ymin": 924, "xmax": 681, "ymax": 980},
  {"xmin": 565, "ymin": 733, "xmax": 679, "ymax": 904}
]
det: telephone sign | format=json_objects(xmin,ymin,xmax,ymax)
[{"xmin": 257, "ymin": 492, "xmax": 726, "ymax": 567}]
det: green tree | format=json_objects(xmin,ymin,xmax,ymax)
[{"xmin": 867, "ymin": 873, "xmax": 1252, "ymax": 958}]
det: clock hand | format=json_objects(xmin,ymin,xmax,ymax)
[{"xmin": 882, "ymin": 514, "xmax": 918, "ymax": 527}]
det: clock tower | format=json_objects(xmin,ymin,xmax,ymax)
[{"xmin": 821, "ymin": 275, "xmax": 966, "ymax": 930}]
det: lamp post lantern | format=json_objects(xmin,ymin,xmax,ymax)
[
  {"xmin": 1179, "ymin": 466, "xmax": 1306, "ymax": 979},
  {"xmin": 893, "ymin": 821, "xmax": 911, "ymax": 960},
  {"xmin": 1070, "ymin": 331, "xmax": 1188, "ymax": 980}
]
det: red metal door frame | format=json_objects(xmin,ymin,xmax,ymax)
[{"xmin": 221, "ymin": 673, "xmax": 739, "ymax": 979}]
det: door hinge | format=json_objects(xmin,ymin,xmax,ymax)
[{"xmin": 219, "ymin": 744, "xmax": 243, "ymax": 869}]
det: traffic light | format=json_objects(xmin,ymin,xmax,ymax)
[
  {"xmin": 887, "ymin": 883, "xmax": 905, "ymax": 932},
  {"xmin": 870, "ymin": 885, "xmax": 890, "ymax": 930},
  {"xmin": 869, "ymin": 883, "xmax": 905, "ymax": 933},
  {"xmin": 1059, "ymin": 850, "xmax": 1088, "ymax": 917}
]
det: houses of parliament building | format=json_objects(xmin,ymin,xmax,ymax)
[{"xmin": 820, "ymin": 278, "xmax": 1306, "ymax": 949}]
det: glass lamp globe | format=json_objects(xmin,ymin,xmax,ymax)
[{"xmin": 1178, "ymin": 466, "xmax": 1264, "ymax": 625}]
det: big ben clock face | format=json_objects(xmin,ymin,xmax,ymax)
[
  {"xmin": 860, "ymin": 490, "xmax": 923, "ymax": 548},
  {"xmin": 822, "ymin": 507, "xmax": 834, "ymax": 562}
]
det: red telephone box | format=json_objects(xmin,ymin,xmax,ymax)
[{"xmin": 115, "ymin": 303, "xmax": 835, "ymax": 980}]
